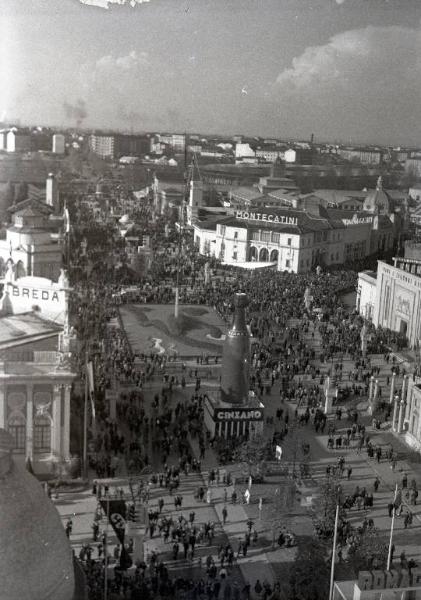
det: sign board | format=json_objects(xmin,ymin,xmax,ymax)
[
  {"xmin": 235, "ymin": 210, "xmax": 298, "ymax": 226},
  {"xmin": 4, "ymin": 276, "xmax": 67, "ymax": 324},
  {"xmin": 342, "ymin": 215, "xmax": 373, "ymax": 226},
  {"xmin": 357, "ymin": 568, "xmax": 421, "ymax": 593},
  {"xmin": 214, "ymin": 408, "xmax": 263, "ymax": 421}
]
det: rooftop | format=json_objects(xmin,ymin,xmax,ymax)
[{"xmin": 0, "ymin": 313, "xmax": 61, "ymax": 350}]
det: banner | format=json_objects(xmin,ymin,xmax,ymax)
[
  {"xmin": 100, "ymin": 499, "xmax": 132, "ymax": 570},
  {"xmin": 86, "ymin": 361, "xmax": 96, "ymax": 421},
  {"xmin": 64, "ymin": 207, "xmax": 71, "ymax": 234}
]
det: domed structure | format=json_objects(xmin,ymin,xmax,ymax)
[
  {"xmin": 363, "ymin": 177, "xmax": 391, "ymax": 214},
  {"xmin": 0, "ymin": 429, "xmax": 75, "ymax": 600}
]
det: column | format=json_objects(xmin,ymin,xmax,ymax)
[
  {"xmin": 51, "ymin": 384, "xmax": 62, "ymax": 458},
  {"xmin": 404, "ymin": 377, "xmax": 412, "ymax": 422},
  {"xmin": 369, "ymin": 376, "xmax": 375, "ymax": 402},
  {"xmin": 25, "ymin": 385, "xmax": 34, "ymax": 462},
  {"xmin": 373, "ymin": 379, "xmax": 379, "ymax": 411},
  {"xmin": 392, "ymin": 396, "xmax": 399, "ymax": 432},
  {"xmin": 62, "ymin": 384, "xmax": 71, "ymax": 460},
  {"xmin": 389, "ymin": 373, "xmax": 396, "ymax": 405},
  {"xmin": 401, "ymin": 375, "xmax": 408, "ymax": 405},
  {"xmin": 0, "ymin": 383, "xmax": 5, "ymax": 429},
  {"xmin": 397, "ymin": 400, "xmax": 406, "ymax": 434}
]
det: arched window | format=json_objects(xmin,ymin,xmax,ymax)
[
  {"xmin": 259, "ymin": 248, "xmax": 269, "ymax": 262},
  {"xmin": 34, "ymin": 414, "xmax": 51, "ymax": 452},
  {"xmin": 15, "ymin": 260, "xmax": 26, "ymax": 279},
  {"xmin": 270, "ymin": 249, "xmax": 279, "ymax": 262},
  {"xmin": 8, "ymin": 414, "xmax": 26, "ymax": 452},
  {"xmin": 249, "ymin": 246, "xmax": 257, "ymax": 261}
]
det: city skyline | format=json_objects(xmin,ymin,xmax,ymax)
[{"xmin": 1, "ymin": 0, "xmax": 421, "ymax": 145}]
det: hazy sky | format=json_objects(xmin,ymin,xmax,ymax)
[{"xmin": 1, "ymin": 0, "xmax": 421, "ymax": 144}]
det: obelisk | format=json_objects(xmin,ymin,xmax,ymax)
[{"xmin": 220, "ymin": 293, "xmax": 250, "ymax": 404}]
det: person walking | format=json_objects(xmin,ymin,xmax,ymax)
[
  {"xmin": 222, "ymin": 506, "xmax": 228, "ymax": 525},
  {"xmin": 254, "ymin": 579, "xmax": 263, "ymax": 598}
]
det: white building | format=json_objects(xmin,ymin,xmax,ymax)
[
  {"xmin": 235, "ymin": 143, "xmax": 256, "ymax": 159},
  {"xmin": 0, "ymin": 267, "xmax": 76, "ymax": 473},
  {"xmin": 284, "ymin": 149, "xmax": 297, "ymax": 163},
  {"xmin": 6, "ymin": 130, "xmax": 31, "ymax": 153},
  {"xmin": 193, "ymin": 207, "xmax": 346, "ymax": 273},
  {"xmin": 52, "ymin": 134, "xmax": 65, "ymax": 154},
  {"xmin": 356, "ymin": 270, "xmax": 377, "ymax": 320},
  {"xmin": 89, "ymin": 134, "xmax": 114, "ymax": 159},
  {"xmin": 372, "ymin": 257, "xmax": 421, "ymax": 345},
  {"xmin": 0, "ymin": 199, "xmax": 62, "ymax": 281}
]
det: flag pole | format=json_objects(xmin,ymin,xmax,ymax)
[
  {"xmin": 329, "ymin": 504, "xmax": 340, "ymax": 600},
  {"xmin": 83, "ymin": 360, "xmax": 88, "ymax": 480},
  {"xmin": 387, "ymin": 483, "xmax": 398, "ymax": 571},
  {"xmin": 104, "ymin": 496, "xmax": 109, "ymax": 600}
]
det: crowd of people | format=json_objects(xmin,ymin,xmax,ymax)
[{"xmin": 63, "ymin": 187, "xmax": 418, "ymax": 599}]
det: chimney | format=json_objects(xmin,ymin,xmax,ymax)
[{"xmin": 46, "ymin": 173, "xmax": 59, "ymax": 212}]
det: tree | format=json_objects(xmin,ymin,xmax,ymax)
[
  {"xmin": 347, "ymin": 526, "xmax": 388, "ymax": 574},
  {"xmin": 130, "ymin": 252, "xmax": 147, "ymax": 281},
  {"xmin": 313, "ymin": 474, "xmax": 346, "ymax": 540},
  {"xmin": 289, "ymin": 537, "xmax": 330, "ymax": 600},
  {"xmin": 232, "ymin": 434, "xmax": 271, "ymax": 477},
  {"xmin": 262, "ymin": 480, "xmax": 296, "ymax": 548}
]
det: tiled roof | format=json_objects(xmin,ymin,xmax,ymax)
[{"xmin": 219, "ymin": 208, "xmax": 344, "ymax": 234}]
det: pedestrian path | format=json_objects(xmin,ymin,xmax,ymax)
[{"xmin": 188, "ymin": 437, "xmax": 278, "ymax": 591}]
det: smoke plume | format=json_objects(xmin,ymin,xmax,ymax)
[{"xmin": 63, "ymin": 99, "xmax": 88, "ymax": 128}]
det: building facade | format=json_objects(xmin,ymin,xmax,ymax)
[
  {"xmin": 371, "ymin": 257, "xmax": 421, "ymax": 347},
  {"xmin": 194, "ymin": 205, "xmax": 395, "ymax": 273},
  {"xmin": 356, "ymin": 270, "xmax": 377, "ymax": 320},
  {"xmin": 0, "ymin": 267, "xmax": 76, "ymax": 473},
  {"xmin": 0, "ymin": 199, "xmax": 62, "ymax": 281}
]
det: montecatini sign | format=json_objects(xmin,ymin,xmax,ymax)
[
  {"xmin": 342, "ymin": 215, "xmax": 373, "ymax": 226},
  {"xmin": 235, "ymin": 211, "xmax": 298, "ymax": 226},
  {"xmin": 215, "ymin": 409, "xmax": 263, "ymax": 421}
]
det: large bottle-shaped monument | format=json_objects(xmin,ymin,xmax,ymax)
[
  {"xmin": 0, "ymin": 429, "xmax": 75, "ymax": 600},
  {"xmin": 221, "ymin": 293, "xmax": 250, "ymax": 404}
]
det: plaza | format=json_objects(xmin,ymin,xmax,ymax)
[{"xmin": 119, "ymin": 304, "xmax": 226, "ymax": 358}]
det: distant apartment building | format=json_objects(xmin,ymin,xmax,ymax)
[
  {"xmin": 338, "ymin": 148, "xmax": 382, "ymax": 165},
  {"xmin": 255, "ymin": 148, "xmax": 281, "ymax": 163},
  {"xmin": 6, "ymin": 130, "xmax": 32, "ymax": 153},
  {"xmin": 52, "ymin": 134, "xmax": 65, "ymax": 154},
  {"xmin": 187, "ymin": 144, "xmax": 203, "ymax": 154},
  {"xmin": 406, "ymin": 157, "xmax": 421, "ymax": 178},
  {"xmin": 235, "ymin": 143, "xmax": 256, "ymax": 160},
  {"xmin": 0, "ymin": 130, "xmax": 7, "ymax": 151},
  {"xmin": 284, "ymin": 149, "xmax": 297, "ymax": 163},
  {"xmin": 89, "ymin": 134, "xmax": 149, "ymax": 159},
  {"xmin": 89, "ymin": 135, "xmax": 115, "ymax": 158},
  {"xmin": 155, "ymin": 134, "xmax": 185, "ymax": 152}
]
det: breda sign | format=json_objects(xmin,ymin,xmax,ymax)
[
  {"xmin": 4, "ymin": 276, "xmax": 67, "ymax": 325},
  {"xmin": 215, "ymin": 409, "xmax": 263, "ymax": 421},
  {"xmin": 11, "ymin": 286, "xmax": 60, "ymax": 302}
]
